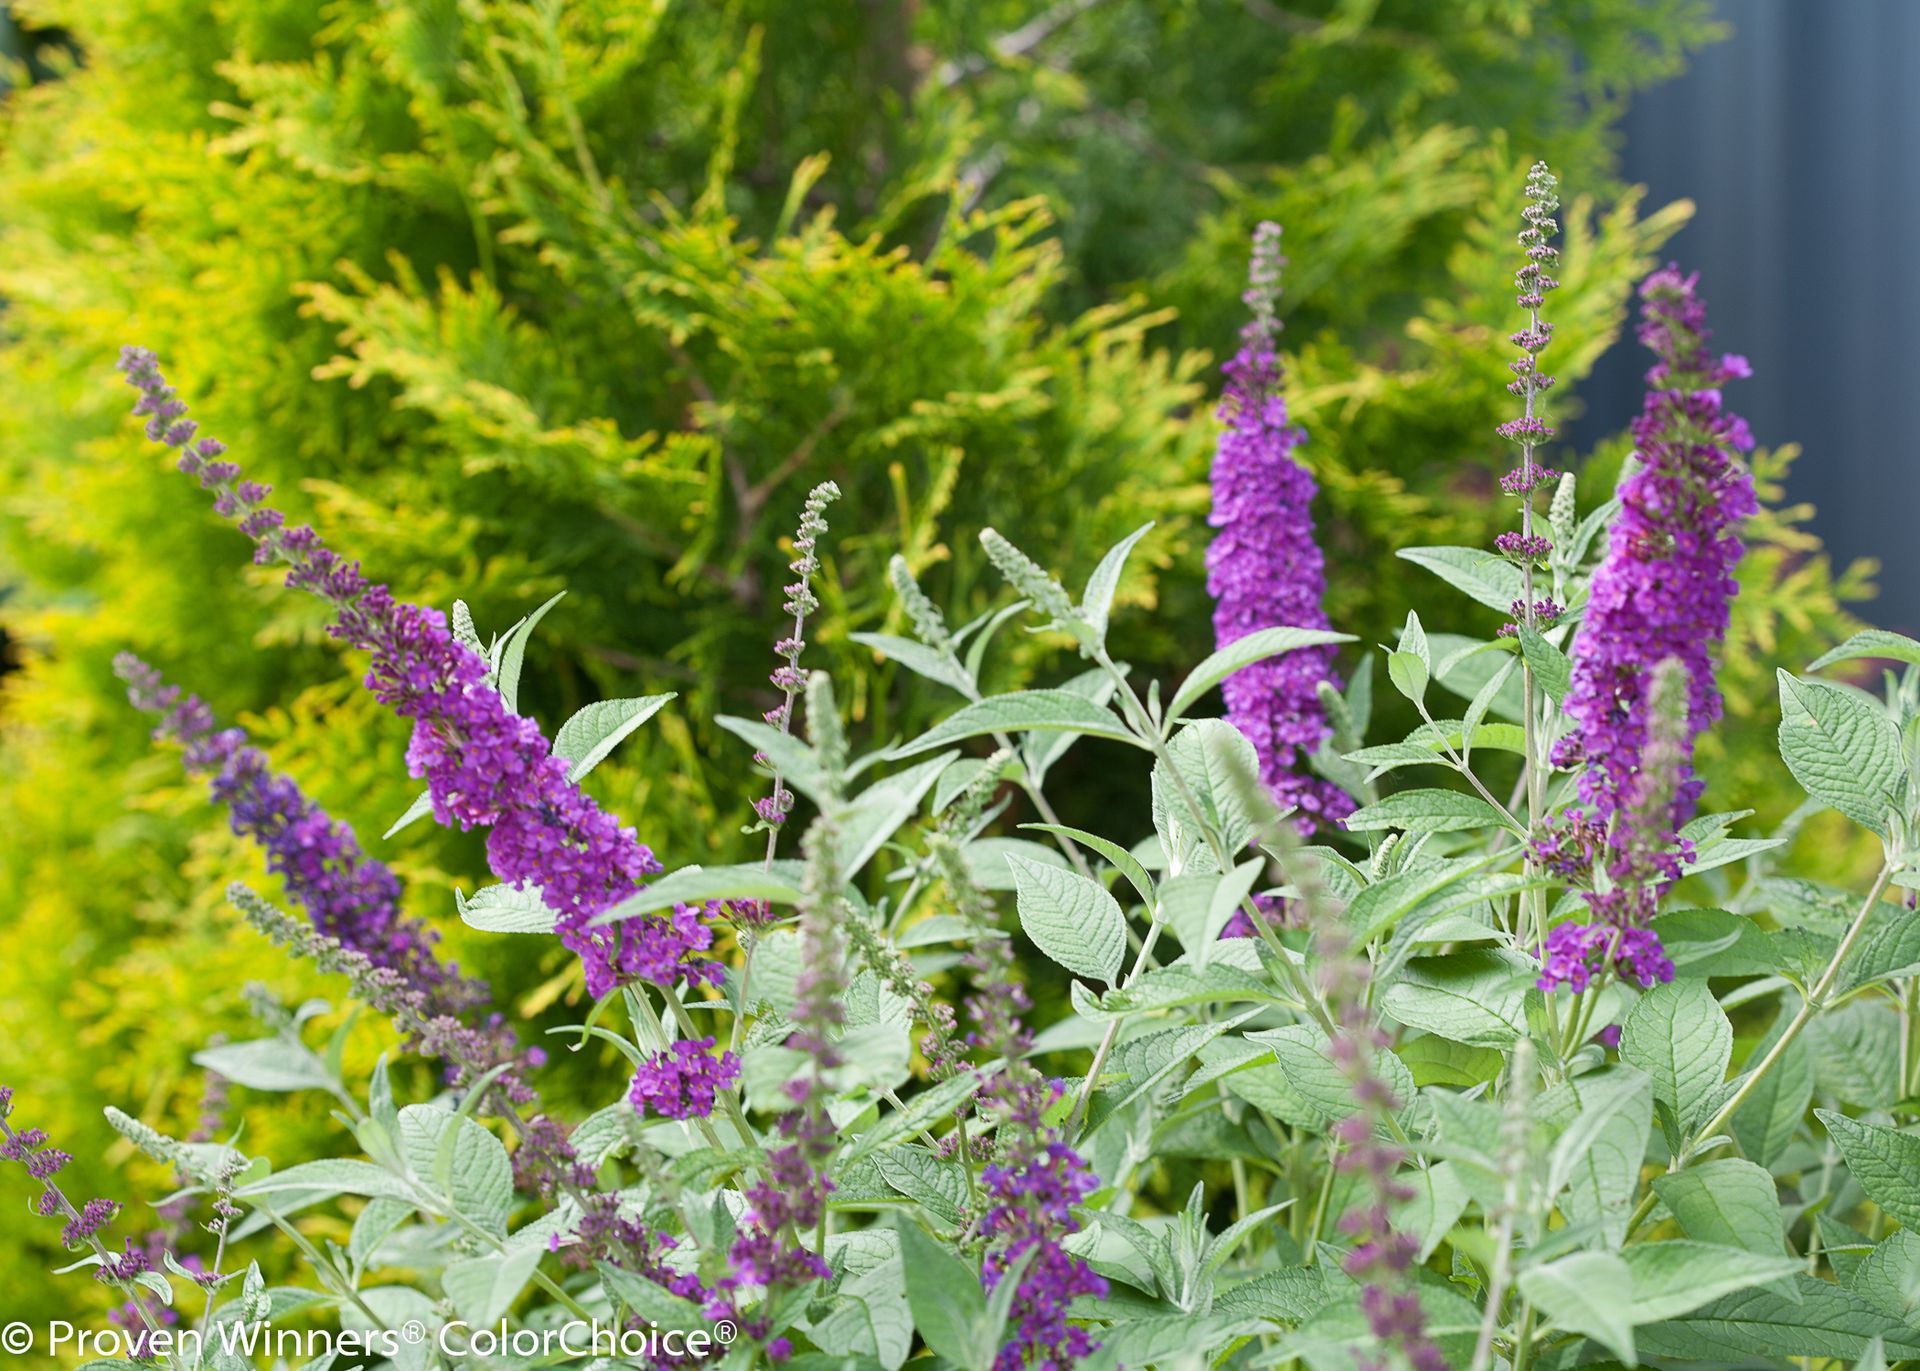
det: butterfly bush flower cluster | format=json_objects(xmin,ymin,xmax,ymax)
[
  {"xmin": 1536, "ymin": 267, "xmax": 1756, "ymax": 993},
  {"xmin": 1556, "ymin": 266, "xmax": 1757, "ymax": 817},
  {"xmin": 117, "ymin": 655, "xmax": 483, "ymax": 1015},
  {"xmin": 1493, "ymin": 161, "xmax": 1565, "ymax": 638},
  {"xmin": 1205, "ymin": 221, "xmax": 1351, "ymax": 828},
  {"xmin": 117, "ymin": 348, "xmax": 722, "ymax": 1012}
]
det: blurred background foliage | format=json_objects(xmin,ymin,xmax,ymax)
[{"xmin": 0, "ymin": 0, "xmax": 1872, "ymax": 1322}]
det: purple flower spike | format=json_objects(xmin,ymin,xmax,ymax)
[
  {"xmin": 118, "ymin": 349, "xmax": 722, "ymax": 1011},
  {"xmin": 116, "ymin": 655, "xmax": 482, "ymax": 1016},
  {"xmin": 1562, "ymin": 266, "xmax": 1757, "ymax": 824},
  {"xmin": 1204, "ymin": 222, "xmax": 1350, "ymax": 828}
]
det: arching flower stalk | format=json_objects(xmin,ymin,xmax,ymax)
[
  {"xmin": 118, "ymin": 349, "xmax": 721, "ymax": 1020},
  {"xmin": 1204, "ymin": 221, "xmax": 1350, "ymax": 829}
]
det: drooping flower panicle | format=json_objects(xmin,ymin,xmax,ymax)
[
  {"xmin": 117, "ymin": 655, "xmax": 480, "ymax": 1014},
  {"xmin": 1204, "ymin": 221, "xmax": 1351, "ymax": 828},
  {"xmin": 1559, "ymin": 265, "xmax": 1757, "ymax": 822},
  {"xmin": 118, "ymin": 348, "xmax": 719, "ymax": 1006}
]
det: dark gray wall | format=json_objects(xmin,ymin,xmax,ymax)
[{"xmin": 1574, "ymin": 0, "xmax": 1920, "ymax": 631}]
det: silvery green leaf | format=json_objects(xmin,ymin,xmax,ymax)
[
  {"xmin": 841, "ymin": 1073, "xmax": 982, "ymax": 1163},
  {"xmin": 1024, "ymin": 665, "xmax": 1123, "ymax": 786},
  {"xmin": 1344, "ymin": 788, "xmax": 1511, "ymax": 836},
  {"xmin": 895, "ymin": 913, "xmax": 1007, "ymax": 947},
  {"xmin": 456, "ymin": 883, "xmax": 556, "ymax": 934},
  {"xmin": 1623, "ymin": 1241, "xmax": 1807, "ymax": 1322},
  {"xmin": 1009, "ymin": 854, "xmax": 1127, "ymax": 984},
  {"xmin": 812, "ymin": 1230, "xmax": 912, "ymax": 1370},
  {"xmin": 569, "ymin": 1102, "xmax": 639, "ymax": 1168},
  {"xmin": 398, "ymin": 1105, "xmax": 512, "ymax": 1235},
  {"xmin": 1167, "ymin": 627, "xmax": 1355, "ymax": 725},
  {"xmin": 1632, "ymin": 1276, "xmax": 1920, "ymax": 1361},
  {"xmin": 849, "ymin": 631, "xmax": 973, "ymax": 695},
  {"xmin": 1380, "ymin": 948, "xmax": 1533, "ymax": 1048},
  {"xmin": 493, "ymin": 590, "xmax": 564, "ymax": 714},
  {"xmin": 1081, "ymin": 521, "xmax": 1154, "ymax": 641},
  {"xmin": 1389, "ymin": 1162, "xmax": 1468, "ymax": 1264},
  {"xmin": 443, "ymin": 1247, "xmax": 540, "ymax": 1326},
  {"xmin": 236, "ymin": 1160, "xmax": 417, "ymax": 1204},
  {"xmin": 1809, "ymin": 630, "xmax": 1920, "ymax": 672},
  {"xmin": 897, "ymin": 1221, "xmax": 985, "ymax": 1366},
  {"xmin": 383, "ymin": 787, "xmax": 436, "ymax": 840},
  {"xmin": 1516, "ymin": 623, "xmax": 1572, "ymax": 702},
  {"xmin": 1652, "ymin": 1159, "xmax": 1789, "ymax": 1257},
  {"xmin": 1850, "ymin": 1228, "xmax": 1920, "ymax": 1326},
  {"xmin": 1777, "ymin": 670, "xmax": 1905, "ymax": 835},
  {"xmin": 891, "ymin": 690, "xmax": 1139, "ymax": 758},
  {"xmin": 714, "ymin": 715, "xmax": 831, "ymax": 799},
  {"xmin": 194, "ymin": 1038, "xmax": 333, "ymax": 1094},
  {"xmin": 962, "ymin": 837, "xmax": 1071, "ymax": 891},
  {"xmin": 1151, "ymin": 719, "xmax": 1262, "ymax": 874},
  {"xmin": 1541, "ymin": 1066, "xmax": 1652, "ymax": 1249},
  {"xmin": 1386, "ymin": 650, "xmax": 1428, "ymax": 705},
  {"xmin": 1680, "ymin": 835, "xmax": 1788, "ymax": 876},
  {"xmin": 1396, "ymin": 545, "xmax": 1526, "ymax": 613},
  {"xmin": 1023, "ymin": 823, "xmax": 1156, "ymax": 910},
  {"xmin": 873, "ymin": 1147, "xmax": 970, "ymax": 1228},
  {"xmin": 348, "ymin": 1196, "xmax": 413, "ymax": 1270},
  {"xmin": 1817, "ymin": 1110, "xmax": 1920, "ymax": 1229},
  {"xmin": 836, "ymin": 751, "xmax": 957, "ymax": 878},
  {"xmin": 1621, "ymin": 981, "xmax": 1731, "ymax": 1137},
  {"xmin": 550, "ymin": 694, "xmax": 675, "ymax": 781},
  {"xmin": 594, "ymin": 862, "xmax": 805, "ymax": 924},
  {"xmin": 598, "ymin": 1260, "xmax": 705, "ymax": 1326},
  {"xmin": 1518, "ymin": 1250, "xmax": 1636, "ymax": 1364},
  {"xmin": 1728, "ymin": 1030, "xmax": 1812, "ymax": 1167}
]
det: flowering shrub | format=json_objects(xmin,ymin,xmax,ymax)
[{"xmin": 13, "ymin": 161, "xmax": 1920, "ymax": 1371}]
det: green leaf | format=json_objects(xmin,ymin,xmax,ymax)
[
  {"xmin": 1652, "ymin": 1159, "xmax": 1786, "ymax": 1256},
  {"xmin": 550, "ymin": 694, "xmax": 675, "ymax": 781},
  {"xmin": 456, "ymin": 883, "xmax": 556, "ymax": 934},
  {"xmin": 1391, "ymin": 1162, "xmax": 1468, "ymax": 1263},
  {"xmin": 842, "ymin": 1074, "xmax": 983, "ymax": 1163},
  {"xmin": 1151, "ymin": 719, "xmax": 1262, "ymax": 873},
  {"xmin": 872, "ymin": 1147, "xmax": 970, "ymax": 1228},
  {"xmin": 1809, "ymin": 630, "xmax": 1920, "ymax": 672},
  {"xmin": 1344, "ymin": 788, "xmax": 1511, "ymax": 836},
  {"xmin": 1729, "ymin": 1032, "xmax": 1812, "ymax": 1168},
  {"xmin": 1519, "ymin": 1251, "xmax": 1637, "ymax": 1364},
  {"xmin": 1167, "ymin": 626, "xmax": 1356, "ymax": 724},
  {"xmin": 1623, "ymin": 1241, "xmax": 1806, "ymax": 1322},
  {"xmin": 1516, "ymin": 624, "xmax": 1572, "ymax": 702},
  {"xmin": 1022, "ymin": 823, "xmax": 1156, "ymax": 910},
  {"xmin": 835, "ymin": 752, "xmax": 957, "ymax": 878},
  {"xmin": 493, "ymin": 591, "xmax": 564, "ymax": 715},
  {"xmin": 1009, "ymin": 854, "xmax": 1127, "ymax": 984},
  {"xmin": 1541, "ymin": 1067, "xmax": 1653, "ymax": 1249},
  {"xmin": 849, "ymin": 631, "xmax": 972, "ymax": 694},
  {"xmin": 1081, "ymin": 521, "xmax": 1153, "ymax": 640},
  {"xmin": 1817, "ymin": 1110, "xmax": 1920, "ymax": 1229},
  {"xmin": 399, "ymin": 1105, "xmax": 512, "ymax": 1235},
  {"xmin": 594, "ymin": 863, "xmax": 804, "ymax": 924},
  {"xmin": 383, "ymin": 787, "xmax": 436, "ymax": 840},
  {"xmin": 443, "ymin": 1248, "xmax": 539, "ymax": 1326},
  {"xmin": 1380, "ymin": 949, "xmax": 1533, "ymax": 1048},
  {"xmin": 1777, "ymin": 670, "xmax": 1905, "ymax": 834},
  {"xmin": 598, "ymin": 1260, "xmax": 705, "ymax": 1327},
  {"xmin": 1850, "ymin": 1228, "xmax": 1920, "ymax": 1328},
  {"xmin": 1397, "ymin": 545, "xmax": 1526, "ymax": 613},
  {"xmin": 896, "ymin": 1221, "xmax": 985, "ymax": 1366},
  {"xmin": 891, "ymin": 690, "xmax": 1139, "ymax": 757},
  {"xmin": 236, "ymin": 1160, "xmax": 417, "ymax": 1204},
  {"xmin": 1620, "ymin": 980, "xmax": 1731, "ymax": 1136},
  {"xmin": 193, "ymin": 1037, "xmax": 333, "ymax": 1094},
  {"xmin": 714, "ymin": 715, "xmax": 830, "ymax": 799},
  {"xmin": 1635, "ymin": 1275, "xmax": 1920, "ymax": 1361}
]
